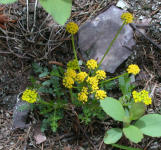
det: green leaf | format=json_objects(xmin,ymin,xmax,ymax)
[
  {"xmin": 39, "ymin": 0, "xmax": 72, "ymax": 25},
  {"xmin": 135, "ymin": 114, "xmax": 161, "ymax": 137},
  {"xmin": 32, "ymin": 63, "xmax": 43, "ymax": 73},
  {"xmin": 100, "ymin": 97, "xmax": 125, "ymax": 121},
  {"xmin": 104, "ymin": 128, "xmax": 122, "ymax": 144},
  {"xmin": 123, "ymin": 125, "xmax": 143, "ymax": 143},
  {"xmin": 41, "ymin": 119, "xmax": 49, "ymax": 132},
  {"xmin": 0, "ymin": 0, "xmax": 17, "ymax": 4},
  {"xmin": 39, "ymin": 71, "xmax": 49, "ymax": 78},
  {"xmin": 112, "ymin": 144, "xmax": 142, "ymax": 150},
  {"xmin": 42, "ymin": 80, "xmax": 51, "ymax": 86},
  {"xmin": 119, "ymin": 74, "xmax": 131, "ymax": 95},
  {"xmin": 103, "ymin": 80, "xmax": 116, "ymax": 90},
  {"xmin": 129, "ymin": 103, "xmax": 145, "ymax": 121}
]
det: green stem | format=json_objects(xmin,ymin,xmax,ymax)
[
  {"xmin": 38, "ymin": 98, "xmax": 53, "ymax": 106},
  {"xmin": 69, "ymin": 89, "xmax": 74, "ymax": 101},
  {"xmin": 71, "ymin": 34, "xmax": 81, "ymax": 72},
  {"xmin": 50, "ymin": 74, "xmax": 62, "ymax": 78},
  {"xmin": 100, "ymin": 73, "xmax": 128, "ymax": 84},
  {"xmin": 97, "ymin": 22, "xmax": 126, "ymax": 70}
]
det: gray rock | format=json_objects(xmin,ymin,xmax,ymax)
[
  {"xmin": 12, "ymin": 94, "xmax": 30, "ymax": 129},
  {"xmin": 78, "ymin": 6, "xmax": 135, "ymax": 73}
]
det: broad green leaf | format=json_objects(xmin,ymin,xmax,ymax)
[
  {"xmin": 129, "ymin": 103, "xmax": 145, "ymax": 121},
  {"xmin": 135, "ymin": 114, "xmax": 161, "ymax": 137},
  {"xmin": 112, "ymin": 144, "xmax": 142, "ymax": 150},
  {"xmin": 123, "ymin": 125, "xmax": 143, "ymax": 143},
  {"xmin": 100, "ymin": 97, "xmax": 125, "ymax": 121},
  {"xmin": 39, "ymin": 0, "xmax": 72, "ymax": 25},
  {"xmin": 104, "ymin": 128, "xmax": 122, "ymax": 144},
  {"xmin": 0, "ymin": 0, "xmax": 17, "ymax": 4}
]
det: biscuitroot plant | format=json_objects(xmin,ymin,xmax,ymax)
[{"xmin": 20, "ymin": 12, "xmax": 161, "ymax": 148}]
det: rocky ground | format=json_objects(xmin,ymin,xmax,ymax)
[{"xmin": 0, "ymin": 0, "xmax": 161, "ymax": 149}]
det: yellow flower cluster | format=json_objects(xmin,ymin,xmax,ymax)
[
  {"xmin": 66, "ymin": 22, "xmax": 79, "ymax": 35},
  {"xmin": 96, "ymin": 70, "xmax": 106, "ymax": 80},
  {"xmin": 81, "ymin": 86, "xmax": 88, "ymax": 95},
  {"xmin": 127, "ymin": 64, "xmax": 140, "ymax": 75},
  {"xmin": 67, "ymin": 59, "xmax": 79, "ymax": 70},
  {"xmin": 86, "ymin": 59, "xmax": 98, "ymax": 70},
  {"xmin": 64, "ymin": 68, "xmax": 77, "ymax": 79},
  {"xmin": 95, "ymin": 90, "xmax": 107, "ymax": 100},
  {"xmin": 86, "ymin": 76, "xmax": 99, "ymax": 93},
  {"xmin": 75, "ymin": 72, "xmax": 88, "ymax": 83},
  {"xmin": 63, "ymin": 76, "xmax": 74, "ymax": 89},
  {"xmin": 63, "ymin": 68, "xmax": 77, "ymax": 89},
  {"xmin": 78, "ymin": 86, "xmax": 89, "ymax": 103},
  {"xmin": 22, "ymin": 89, "xmax": 38, "ymax": 103},
  {"xmin": 78, "ymin": 92, "xmax": 88, "ymax": 103},
  {"xmin": 132, "ymin": 90, "xmax": 152, "ymax": 105},
  {"xmin": 121, "ymin": 12, "xmax": 133, "ymax": 24},
  {"xmin": 63, "ymin": 58, "xmax": 108, "ymax": 102}
]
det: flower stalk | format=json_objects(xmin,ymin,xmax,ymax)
[
  {"xmin": 100, "ymin": 72, "xmax": 128, "ymax": 84},
  {"xmin": 71, "ymin": 34, "xmax": 81, "ymax": 72},
  {"xmin": 97, "ymin": 22, "xmax": 126, "ymax": 70}
]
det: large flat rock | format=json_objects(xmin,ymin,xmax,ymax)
[{"xmin": 78, "ymin": 6, "xmax": 135, "ymax": 73}]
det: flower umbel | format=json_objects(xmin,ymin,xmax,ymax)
[
  {"xmin": 95, "ymin": 90, "xmax": 107, "ymax": 100},
  {"xmin": 63, "ymin": 76, "xmax": 74, "ymax": 89},
  {"xmin": 67, "ymin": 59, "xmax": 79, "ymax": 70},
  {"xmin": 96, "ymin": 70, "xmax": 106, "ymax": 80},
  {"xmin": 132, "ymin": 90, "xmax": 152, "ymax": 105},
  {"xmin": 66, "ymin": 22, "xmax": 79, "ymax": 35},
  {"xmin": 81, "ymin": 86, "xmax": 88, "ymax": 95},
  {"xmin": 75, "ymin": 72, "xmax": 88, "ymax": 83},
  {"xmin": 78, "ymin": 92, "xmax": 88, "ymax": 103},
  {"xmin": 22, "ymin": 89, "xmax": 38, "ymax": 103},
  {"xmin": 64, "ymin": 68, "xmax": 77, "ymax": 79},
  {"xmin": 86, "ymin": 59, "xmax": 98, "ymax": 70},
  {"xmin": 86, "ymin": 76, "xmax": 99, "ymax": 93},
  {"xmin": 127, "ymin": 64, "xmax": 140, "ymax": 75},
  {"xmin": 121, "ymin": 12, "xmax": 133, "ymax": 24}
]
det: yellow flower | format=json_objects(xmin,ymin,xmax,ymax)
[
  {"xmin": 81, "ymin": 86, "xmax": 88, "ymax": 95},
  {"xmin": 63, "ymin": 76, "xmax": 74, "ymax": 89},
  {"xmin": 22, "ymin": 89, "xmax": 38, "ymax": 103},
  {"xmin": 64, "ymin": 68, "xmax": 77, "ymax": 79},
  {"xmin": 127, "ymin": 64, "xmax": 140, "ymax": 75},
  {"xmin": 132, "ymin": 90, "xmax": 152, "ymax": 105},
  {"xmin": 86, "ymin": 76, "xmax": 98, "ymax": 85},
  {"xmin": 95, "ymin": 90, "xmax": 107, "ymax": 100},
  {"xmin": 86, "ymin": 76, "xmax": 99, "ymax": 93},
  {"xmin": 121, "ymin": 12, "xmax": 133, "ymax": 24},
  {"xmin": 86, "ymin": 59, "xmax": 98, "ymax": 70},
  {"xmin": 91, "ymin": 84, "xmax": 99, "ymax": 93},
  {"xmin": 78, "ymin": 92, "xmax": 88, "ymax": 103},
  {"xmin": 96, "ymin": 70, "xmax": 106, "ymax": 80},
  {"xmin": 75, "ymin": 72, "xmax": 88, "ymax": 83},
  {"xmin": 66, "ymin": 22, "xmax": 79, "ymax": 34},
  {"xmin": 67, "ymin": 59, "xmax": 79, "ymax": 70}
]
